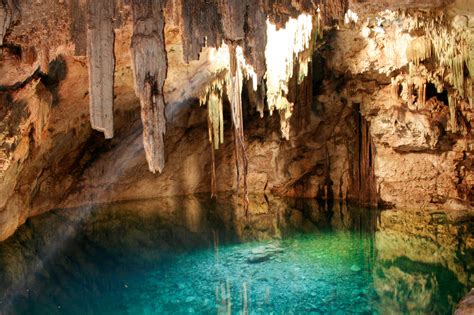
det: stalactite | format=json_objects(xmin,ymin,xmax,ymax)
[
  {"xmin": 86, "ymin": 0, "xmax": 115, "ymax": 139},
  {"xmin": 69, "ymin": 0, "xmax": 87, "ymax": 56},
  {"xmin": 426, "ymin": 20, "xmax": 468, "ymax": 98},
  {"xmin": 226, "ymin": 45, "xmax": 249, "ymax": 210},
  {"xmin": 199, "ymin": 78, "xmax": 225, "ymax": 198},
  {"xmin": 288, "ymin": 58, "xmax": 312, "ymax": 135},
  {"xmin": 407, "ymin": 79, "xmax": 414, "ymax": 109},
  {"xmin": 217, "ymin": 0, "xmax": 245, "ymax": 41},
  {"xmin": 467, "ymin": 35, "xmax": 474, "ymax": 108},
  {"xmin": 208, "ymin": 114, "xmax": 218, "ymax": 198},
  {"xmin": 199, "ymin": 44, "xmax": 256, "ymax": 201},
  {"xmin": 391, "ymin": 77, "xmax": 399, "ymax": 100},
  {"xmin": 467, "ymin": 78, "xmax": 473, "ymax": 109},
  {"xmin": 316, "ymin": 7, "xmax": 324, "ymax": 40},
  {"xmin": 406, "ymin": 36, "xmax": 432, "ymax": 66},
  {"xmin": 180, "ymin": 0, "xmax": 223, "ymax": 63},
  {"xmin": 468, "ymin": 34, "xmax": 474, "ymax": 83},
  {"xmin": 129, "ymin": 0, "xmax": 167, "ymax": 174},
  {"xmin": 448, "ymin": 92, "xmax": 458, "ymax": 133},
  {"xmin": 297, "ymin": 59, "xmax": 310, "ymax": 85},
  {"xmin": 244, "ymin": 0, "xmax": 267, "ymax": 84},
  {"xmin": 200, "ymin": 81, "xmax": 225, "ymax": 150},
  {"xmin": 265, "ymin": 14, "xmax": 313, "ymax": 140},
  {"xmin": 451, "ymin": 54, "xmax": 465, "ymax": 97},
  {"xmin": 418, "ymin": 79, "xmax": 426, "ymax": 108}
]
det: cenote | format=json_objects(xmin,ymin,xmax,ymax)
[{"xmin": 0, "ymin": 195, "xmax": 472, "ymax": 315}]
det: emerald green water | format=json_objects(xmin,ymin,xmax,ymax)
[{"xmin": 0, "ymin": 195, "xmax": 472, "ymax": 314}]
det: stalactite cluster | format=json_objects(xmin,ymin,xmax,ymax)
[
  {"xmin": 79, "ymin": 0, "xmax": 330, "ymax": 176},
  {"xmin": 422, "ymin": 14, "xmax": 473, "ymax": 106},
  {"xmin": 388, "ymin": 11, "xmax": 474, "ymax": 134},
  {"xmin": 265, "ymin": 14, "xmax": 313, "ymax": 140},
  {"xmin": 86, "ymin": 0, "xmax": 115, "ymax": 139},
  {"xmin": 200, "ymin": 79, "xmax": 225, "ymax": 197},
  {"xmin": 200, "ymin": 79, "xmax": 225, "ymax": 151},
  {"xmin": 406, "ymin": 36, "xmax": 432, "ymax": 66},
  {"xmin": 1, "ymin": 0, "xmax": 343, "ymax": 211},
  {"xmin": 198, "ymin": 45, "xmax": 256, "ymax": 202},
  {"xmin": 129, "ymin": 0, "xmax": 167, "ymax": 174},
  {"xmin": 181, "ymin": 0, "xmax": 223, "ymax": 63},
  {"xmin": 197, "ymin": 9, "xmax": 316, "ymax": 197},
  {"xmin": 425, "ymin": 15, "xmax": 472, "ymax": 131}
]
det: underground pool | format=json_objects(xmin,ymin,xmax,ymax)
[{"xmin": 0, "ymin": 195, "xmax": 472, "ymax": 314}]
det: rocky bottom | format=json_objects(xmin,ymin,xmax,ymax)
[{"xmin": 0, "ymin": 194, "xmax": 473, "ymax": 314}]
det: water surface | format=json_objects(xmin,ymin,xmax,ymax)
[{"xmin": 0, "ymin": 195, "xmax": 472, "ymax": 314}]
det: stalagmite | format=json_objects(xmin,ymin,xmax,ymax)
[
  {"xmin": 265, "ymin": 14, "xmax": 313, "ymax": 139},
  {"xmin": 86, "ymin": 0, "xmax": 115, "ymax": 139},
  {"xmin": 129, "ymin": 0, "xmax": 167, "ymax": 173}
]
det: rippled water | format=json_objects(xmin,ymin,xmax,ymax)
[{"xmin": 0, "ymin": 195, "xmax": 472, "ymax": 314}]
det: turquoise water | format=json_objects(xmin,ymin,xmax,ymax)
[{"xmin": 0, "ymin": 196, "xmax": 472, "ymax": 314}]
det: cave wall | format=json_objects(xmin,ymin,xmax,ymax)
[{"xmin": 0, "ymin": 0, "xmax": 472, "ymax": 241}]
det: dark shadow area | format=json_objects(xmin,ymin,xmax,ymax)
[
  {"xmin": 40, "ymin": 55, "xmax": 68, "ymax": 107},
  {"xmin": 426, "ymin": 82, "xmax": 448, "ymax": 106}
]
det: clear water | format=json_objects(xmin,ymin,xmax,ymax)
[{"xmin": 0, "ymin": 195, "xmax": 472, "ymax": 315}]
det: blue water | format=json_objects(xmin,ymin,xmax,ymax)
[{"xmin": 0, "ymin": 196, "xmax": 472, "ymax": 314}]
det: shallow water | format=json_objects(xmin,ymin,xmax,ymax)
[{"xmin": 0, "ymin": 195, "xmax": 472, "ymax": 314}]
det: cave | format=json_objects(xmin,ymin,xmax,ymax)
[
  {"xmin": 426, "ymin": 82, "xmax": 449, "ymax": 105},
  {"xmin": 0, "ymin": 0, "xmax": 473, "ymax": 314}
]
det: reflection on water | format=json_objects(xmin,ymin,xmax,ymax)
[{"xmin": 0, "ymin": 194, "xmax": 472, "ymax": 314}]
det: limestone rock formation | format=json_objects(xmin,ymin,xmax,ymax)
[
  {"xmin": 129, "ymin": 0, "xmax": 168, "ymax": 174},
  {"xmin": 86, "ymin": 0, "xmax": 115, "ymax": 139},
  {"xmin": 0, "ymin": 0, "xmax": 472, "ymax": 241}
]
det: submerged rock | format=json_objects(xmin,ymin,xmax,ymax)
[
  {"xmin": 246, "ymin": 244, "xmax": 284, "ymax": 264},
  {"xmin": 247, "ymin": 252, "xmax": 271, "ymax": 264}
]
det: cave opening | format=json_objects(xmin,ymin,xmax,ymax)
[{"xmin": 425, "ymin": 82, "xmax": 449, "ymax": 106}]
